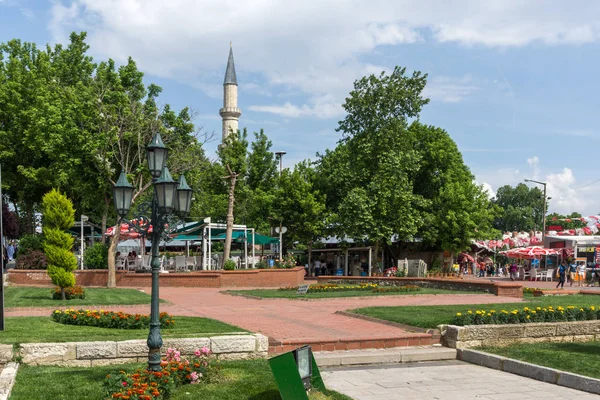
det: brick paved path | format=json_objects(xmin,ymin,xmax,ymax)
[
  {"xmin": 322, "ymin": 361, "xmax": 599, "ymax": 400},
  {"xmin": 7, "ymin": 288, "xmax": 520, "ymax": 345}
]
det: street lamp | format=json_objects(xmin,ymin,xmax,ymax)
[
  {"xmin": 112, "ymin": 132, "xmax": 192, "ymax": 371},
  {"xmin": 275, "ymin": 151, "xmax": 286, "ymax": 261},
  {"xmin": 524, "ymin": 179, "xmax": 547, "ymax": 241},
  {"xmin": 80, "ymin": 215, "xmax": 89, "ymax": 270}
]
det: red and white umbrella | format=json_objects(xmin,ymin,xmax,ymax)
[{"xmin": 106, "ymin": 219, "xmax": 153, "ymax": 240}]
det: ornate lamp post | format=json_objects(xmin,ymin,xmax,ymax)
[{"xmin": 112, "ymin": 132, "xmax": 192, "ymax": 371}]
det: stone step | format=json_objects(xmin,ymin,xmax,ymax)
[{"xmin": 314, "ymin": 345, "xmax": 457, "ymax": 367}]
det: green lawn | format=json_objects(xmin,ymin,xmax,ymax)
[
  {"xmin": 5, "ymin": 287, "xmax": 158, "ymax": 308},
  {"xmin": 10, "ymin": 360, "xmax": 352, "ymax": 400},
  {"xmin": 480, "ymin": 341, "xmax": 600, "ymax": 379},
  {"xmin": 228, "ymin": 287, "xmax": 483, "ymax": 299},
  {"xmin": 0, "ymin": 316, "xmax": 244, "ymax": 344},
  {"xmin": 351, "ymin": 294, "xmax": 600, "ymax": 329}
]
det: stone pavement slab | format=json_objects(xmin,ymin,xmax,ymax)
[
  {"xmin": 321, "ymin": 361, "xmax": 600, "ymax": 400},
  {"xmin": 314, "ymin": 346, "xmax": 457, "ymax": 367}
]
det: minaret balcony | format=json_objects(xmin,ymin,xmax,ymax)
[{"xmin": 219, "ymin": 107, "xmax": 242, "ymax": 118}]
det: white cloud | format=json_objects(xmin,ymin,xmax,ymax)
[
  {"xmin": 480, "ymin": 182, "xmax": 495, "ymax": 199},
  {"xmin": 545, "ymin": 168, "xmax": 589, "ymax": 215},
  {"xmin": 20, "ymin": 7, "xmax": 34, "ymax": 19},
  {"xmin": 424, "ymin": 75, "xmax": 478, "ymax": 103},
  {"xmin": 48, "ymin": 0, "xmax": 600, "ymax": 120}
]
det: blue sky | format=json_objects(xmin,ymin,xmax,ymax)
[{"xmin": 2, "ymin": 0, "xmax": 600, "ymax": 215}]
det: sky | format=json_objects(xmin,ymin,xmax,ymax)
[{"xmin": 2, "ymin": 0, "xmax": 600, "ymax": 215}]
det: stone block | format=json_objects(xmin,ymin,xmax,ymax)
[
  {"xmin": 340, "ymin": 352, "xmax": 401, "ymax": 366},
  {"xmin": 117, "ymin": 340, "xmax": 148, "ymax": 358},
  {"xmin": 217, "ymin": 352, "xmax": 267, "ymax": 361},
  {"xmin": 442, "ymin": 325, "xmax": 461, "ymax": 341},
  {"xmin": 557, "ymin": 372, "xmax": 600, "ymax": 395},
  {"xmin": 254, "ymin": 334, "xmax": 268, "ymax": 353},
  {"xmin": 91, "ymin": 357, "xmax": 138, "ymax": 367},
  {"xmin": 210, "ymin": 335, "xmax": 256, "ymax": 354},
  {"xmin": 462, "ymin": 324, "xmax": 525, "ymax": 340},
  {"xmin": 76, "ymin": 341, "xmax": 117, "ymax": 360},
  {"xmin": 458, "ymin": 349, "xmax": 504, "ymax": 370},
  {"xmin": 454, "ymin": 340, "xmax": 482, "ymax": 349},
  {"xmin": 555, "ymin": 321, "xmax": 600, "ymax": 336},
  {"xmin": 572, "ymin": 335, "xmax": 595, "ymax": 342},
  {"xmin": 523, "ymin": 324, "xmax": 557, "ymax": 338},
  {"xmin": 314, "ymin": 352, "xmax": 342, "ymax": 367},
  {"xmin": 163, "ymin": 338, "xmax": 211, "ymax": 355},
  {"xmin": 21, "ymin": 343, "xmax": 76, "ymax": 365},
  {"xmin": 400, "ymin": 348, "xmax": 456, "ymax": 363},
  {"xmin": 0, "ymin": 345, "xmax": 13, "ymax": 363},
  {"xmin": 503, "ymin": 359, "xmax": 559, "ymax": 383}
]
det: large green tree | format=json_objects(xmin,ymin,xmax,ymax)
[
  {"xmin": 317, "ymin": 66, "xmax": 498, "ymax": 268},
  {"xmin": 493, "ymin": 183, "xmax": 545, "ymax": 232}
]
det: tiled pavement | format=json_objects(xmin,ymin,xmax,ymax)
[
  {"xmin": 7, "ymin": 287, "xmax": 520, "ymax": 351},
  {"xmin": 321, "ymin": 361, "xmax": 599, "ymax": 400}
]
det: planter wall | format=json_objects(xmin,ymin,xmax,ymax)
[
  {"xmin": 8, "ymin": 268, "xmax": 305, "ymax": 288},
  {"xmin": 441, "ymin": 320, "xmax": 600, "ymax": 349},
  {"xmin": 5, "ymin": 334, "xmax": 268, "ymax": 367},
  {"xmin": 317, "ymin": 276, "xmax": 523, "ymax": 298}
]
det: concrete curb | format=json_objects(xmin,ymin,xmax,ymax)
[
  {"xmin": 458, "ymin": 349, "xmax": 600, "ymax": 395},
  {"xmin": 0, "ymin": 362, "xmax": 19, "ymax": 400},
  {"xmin": 314, "ymin": 346, "xmax": 457, "ymax": 367}
]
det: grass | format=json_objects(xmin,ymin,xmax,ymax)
[
  {"xmin": 228, "ymin": 287, "xmax": 483, "ymax": 299},
  {"xmin": 480, "ymin": 341, "xmax": 600, "ymax": 379},
  {"xmin": 5, "ymin": 287, "xmax": 158, "ymax": 308},
  {"xmin": 0, "ymin": 316, "xmax": 245, "ymax": 344},
  {"xmin": 10, "ymin": 360, "xmax": 352, "ymax": 400},
  {"xmin": 351, "ymin": 294, "xmax": 600, "ymax": 329}
]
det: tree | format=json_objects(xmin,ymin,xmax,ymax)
[
  {"xmin": 273, "ymin": 162, "xmax": 328, "ymax": 269},
  {"xmin": 493, "ymin": 183, "xmax": 545, "ymax": 232},
  {"xmin": 42, "ymin": 189, "xmax": 77, "ymax": 300},
  {"xmin": 2, "ymin": 204, "xmax": 19, "ymax": 239}
]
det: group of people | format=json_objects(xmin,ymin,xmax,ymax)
[{"xmin": 555, "ymin": 260, "xmax": 597, "ymax": 288}]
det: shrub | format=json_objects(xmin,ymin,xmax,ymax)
[
  {"xmin": 42, "ymin": 189, "xmax": 78, "ymax": 299},
  {"xmin": 223, "ymin": 259, "xmax": 236, "ymax": 270},
  {"xmin": 17, "ymin": 234, "xmax": 44, "ymax": 257},
  {"xmin": 51, "ymin": 309, "xmax": 175, "ymax": 329},
  {"xmin": 255, "ymin": 260, "xmax": 268, "ymax": 269},
  {"xmin": 104, "ymin": 346, "xmax": 218, "ymax": 399},
  {"xmin": 15, "ymin": 250, "xmax": 47, "ymax": 270},
  {"xmin": 52, "ymin": 285, "xmax": 85, "ymax": 300},
  {"xmin": 84, "ymin": 242, "xmax": 108, "ymax": 269}
]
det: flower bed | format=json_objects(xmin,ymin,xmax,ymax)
[
  {"xmin": 51, "ymin": 309, "xmax": 175, "ymax": 330},
  {"xmin": 52, "ymin": 285, "xmax": 85, "ymax": 300},
  {"xmin": 278, "ymin": 283, "xmax": 421, "ymax": 294},
  {"xmin": 452, "ymin": 305, "xmax": 600, "ymax": 326},
  {"xmin": 104, "ymin": 346, "xmax": 217, "ymax": 399}
]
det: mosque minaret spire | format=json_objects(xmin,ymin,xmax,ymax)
[{"xmin": 219, "ymin": 42, "xmax": 241, "ymax": 142}]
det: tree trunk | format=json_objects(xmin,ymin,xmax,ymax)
[
  {"xmin": 308, "ymin": 242, "xmax": 313, "ymax": 277},
  {"xmin": 61, "ymin": 287, "xmax": 66, "ymax": 300},
  {"xmin": 373, "ymin": 240, "xmax": 380, "ymax": 275},
  {"xmin": 25, "ymin": 203, "xmax": 34, "ymax": 234},
  {"xmin": 107, "ymin": 227, "xmax": 120, "ymax": 288},
  {"xmin": 101, "ymin": 197, "xmax": 109, "ymax": 244},
  {"xmin": 222, "ymin": 168, "xmax": 237, "ymax": 267}
]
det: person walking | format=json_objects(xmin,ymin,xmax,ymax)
[
  {"xmin": 556, "ymin": 261, "xmax": 567, "ymax": 289},
  {"xmin": 568, "ymin": 260, "xmax": 577, "ymax": 287},
  {"xmin": 577, "ymin": 261, "xmax": 586, "ymax": 287},
  {"xmin": 509, "ymin": 262, "xmax": 518, "ymax": 281},
  {"xmin": 6, "ymin": 242, "xmax": 14, "ymax": 262}
]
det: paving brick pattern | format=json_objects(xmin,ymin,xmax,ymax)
[
  {"xmin": 321, "ymin": 361, "xmax": 600, "ymax": 400},
  {"xmin": 7, "ymin": 288, "xmax": 520, "ymax": 353}
]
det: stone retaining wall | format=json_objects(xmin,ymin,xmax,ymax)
[
  {"xmin": 3, "ymin": 334, "xmax": 267, "ymax": 367},
  {"xmin": 441, "ymin": 320, "xmax": 600, "ymax": 349},
  {"xmin": 8, "ymin": 268, "xmax": 305, "ymax": 288},
  {"xmin": 317, "ymin": 276, "xmax": 523, "ymax": 298}
]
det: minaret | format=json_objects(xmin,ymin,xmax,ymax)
[{"xmin": 219, "ymin": 43, "xmax": 241, "ymax": 142}]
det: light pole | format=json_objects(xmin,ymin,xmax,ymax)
[
  {"xmin": 524, "ymin": 179, "xmax": 547, "ymax": 241},
  {"xmin": 275, "ymin": 151, "xmax": 286, "ymax": 262},
  {"xmin": 80, "ymin": 215, "xmax": 88, "ymax": 269},
  {"xmin": 112, "ymin": 132, "xmax": 192, "ymax": 371}
]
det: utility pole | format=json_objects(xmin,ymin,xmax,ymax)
[
  {"xmin": 275, "ymin": 151, "xmax": 286, "ymax": 261},
  {"xmin": 524, "ymin": 179, "xmax": 547, "ymax": 242}
]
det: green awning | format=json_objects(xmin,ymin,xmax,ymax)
[{"xmin": 213, "ymin": 231, "xmax": 278, "ymax": 245}]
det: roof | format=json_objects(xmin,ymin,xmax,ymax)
[{"xmin": 223, "ymin": 46, "xmax": 238, "ymax": 85}]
